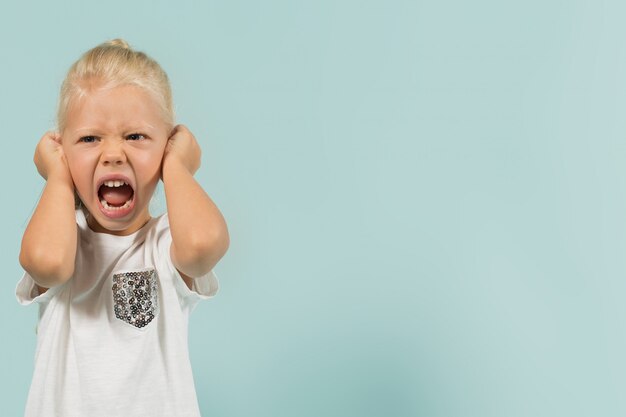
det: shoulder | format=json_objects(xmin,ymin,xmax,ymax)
[
  {"xmin": 140, "ymin": 213, "xmax": 174, "ymax": 257},
  {"xmin": 145, "ymin": 212, "xmax": 172, "ymax": 241},
  {"xmin": 146, "ymin": 213, "xmax": 195, "ymax": 291},
  {"xmin": 153, "ymin": 212, "xmax": 171, "ymax": 230}
]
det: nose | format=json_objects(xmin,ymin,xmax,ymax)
[{"xmin": 100, "ymin": 140, "xmax": 127, "ymax": 166}]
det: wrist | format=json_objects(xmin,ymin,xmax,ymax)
[
  {"xmin": 47, "ymin": 166, "xmax": 73, "ymax": 187},
  {"xmin": 162, "ymin": 156, "xmax": 191, "ymax": 180}
]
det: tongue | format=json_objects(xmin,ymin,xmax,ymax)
[{"xmin": 100, "ymin": 184, "xmax": 133, "ymax": 206}]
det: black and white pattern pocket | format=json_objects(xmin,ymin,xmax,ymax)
[{"xmin": 112, "ymin": 268, "xmax": 159, "ymax": 329}]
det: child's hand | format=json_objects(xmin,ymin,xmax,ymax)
[
  {"xmin": 162, "ymin": 125, "xmax": 201, "ymax": 177},
  {"xmin": 34, "ymin": 132, "xmax": 72, "ymax": 182}
]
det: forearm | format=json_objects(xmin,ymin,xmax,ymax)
[
  {"xmin": 20, "ymin": 172, "xmax": 77, "ymax": 287},
  {"xmin": 162, "ymin": 159, "xmax": 229, "ymax": 277}
]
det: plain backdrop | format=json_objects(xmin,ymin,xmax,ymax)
[{"xmin": 2, "ymin": 1, "xmax": 626, "ymax": 416}]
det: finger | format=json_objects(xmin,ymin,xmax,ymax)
[
  {"xmin": 40, "ymin": 133, "xmax": 57, "ymax": 148},
  {"xmin": 168, "ymin": 125, "xmax": 181, "ymax": 140},
  {"xmin": 51, "ymin": 132, "xmax": 62, "ymax": 144}
]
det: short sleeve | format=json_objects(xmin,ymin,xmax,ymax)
[
  {"xmin": 153, "ymin": 214, "xmax": 220, "ymax": 306},
  {"xmin": 172, "ymin": 263, "xmax": 220, "ymax": 302},
  {"xmin": 15, "ymin": 272, "xmax": 60, "ymax": 306}
]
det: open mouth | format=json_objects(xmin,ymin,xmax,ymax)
[{"xmin": 97, "ymin": 178, "xmax": 135, "ymax": 217}]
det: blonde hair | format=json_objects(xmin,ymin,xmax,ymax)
[{"xmin": 57, "ymin": 38, "xmax": 174, "ymax": 132}]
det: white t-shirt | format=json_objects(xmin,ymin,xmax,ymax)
[{"xmin": 15, "ymin": 210, "xmax": 219, "ymax": 417}]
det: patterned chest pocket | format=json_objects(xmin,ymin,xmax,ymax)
[{"xmin": 112, "ymin": 268, "xmax": 159, "ymax": 329}]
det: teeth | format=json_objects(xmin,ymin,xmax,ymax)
[
  {"xmin": 103, "ymin": 180, "xmax": 128, "ymax": 188},
  {"xmin": 100, "ymin": 199, "xmax": 132, "ymax": 211}
]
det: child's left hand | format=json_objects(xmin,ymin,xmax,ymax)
[{"xmin": 162, "ymin": 124, "xmax": 201, "ymax": 177}]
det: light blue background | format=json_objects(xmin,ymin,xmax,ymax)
[{"xmin": 2, "ymin": 1, "xmax": 625, "ymax": 416}]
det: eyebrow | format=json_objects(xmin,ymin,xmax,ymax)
[{"xmin": 73, "ymin": 124, "xmax": 155, "ymax": 134}]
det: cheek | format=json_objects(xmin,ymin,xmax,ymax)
[{"xmin": 135, "ymin": 149, "xmax": 165, "ymax": 179}]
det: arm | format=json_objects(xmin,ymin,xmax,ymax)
[
  {"xmin": 162, "ymin": 125, "xmax": 229, "ymax": 280},
  {"xmin": 19, "ymin": 132, "xmax": 77, "ymax": 289}
]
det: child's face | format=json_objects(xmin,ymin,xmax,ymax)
[{"xmin": 61, "ymin": 84, "xmax": 170, "ymax": 235}]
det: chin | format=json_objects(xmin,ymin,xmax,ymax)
[{"xmin": 86, "ymin": 202, "xmax": 150, "ymax": 236}]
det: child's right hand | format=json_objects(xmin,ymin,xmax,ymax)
[{"xmin": 34, "ymin": 132, "xmax": 72, "ymax": 182}]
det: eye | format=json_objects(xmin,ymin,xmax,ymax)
[
  {"xmin": 79, "ymin": 136, "xmax": 98, "ymax": 143},
  {"xmin": 126, "ymin": 133, "xmax": 145, "ymax": 141}
]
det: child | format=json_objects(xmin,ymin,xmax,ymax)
[{"xmin": 15, "ymin": 39, "xmax": 229, "ymax": 417}]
